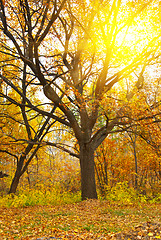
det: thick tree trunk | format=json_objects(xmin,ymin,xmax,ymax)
[{"xmin": 79, "ymin": 143, "xmax": 98, "ymax": 200}]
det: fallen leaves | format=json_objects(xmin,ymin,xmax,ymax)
[
  {"xmin": 0, "ymin": 200, "xmax": 160, "ymax": 240},
  {"xmin": 114, "ymin": 222, "xmax": 161, "ymax": 239}
]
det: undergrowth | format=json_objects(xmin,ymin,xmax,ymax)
[
  {"xmin": 0, "ymin": 186, "xmax": 81, "ymax": 208},
  {"xmin": 102, "ymin": 182, "xmax": 161, "ymax": 204},
  {"xmin": 0, "ymin": 182, "xmax": 161, "ymax": 208}
]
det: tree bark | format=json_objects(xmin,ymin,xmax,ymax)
[
  {"xmin": 133, "ymin": 141, "xmax": 138, "ymax": 189},
  {"xmin": 8, "ymin": 170, "xmax": 21, "ymax": 194},
  {"xmin": 79, "ymin": 143, "xmax": 98, "ymax": 200},
  {"xmin": 8, "ymin": 145, "xmax": 33, "ymax": 194}
]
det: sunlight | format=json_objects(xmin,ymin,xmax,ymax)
[
  {"xmin": 115, "ymin": 2, "xmax": 158, "ymax": 60},
  {"xmin": 117, "ymin": 20, "xmax": 154, "ymax": 52},
  {"xmin": 93, "ymin": 1, "xmax": 158, "ymax": 63}
]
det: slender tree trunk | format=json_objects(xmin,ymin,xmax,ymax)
[
  {"xmin": 8, "ymin": 154, "xmax": 26, "ymax": 194},
  {"xmin": 8, "ymin": 171, "xmax": 21, "ymax": 194},
  {"xmin": 26, "ymin": 168, "xmax": 31, "ymax": 188},
  {"xmin": 95, "ymin": 163, "xmax": 105, "ymax": 197},
  {"xmin": 133, "ymin": 138, "xmax": 138, "ymax": 189},
  {"xmin": 8, "ymin": 144, "xmax": 35, "ymax": 194},
  {"xmin": 79, "ymin": 143, "xmax": 98, "ymax": 200}
]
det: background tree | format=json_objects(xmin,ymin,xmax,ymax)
[
  {"xmin": 0, "ymin": 69, "xmax": 59, "ymax": 193},
  {"xmin": 0, "ymin": 0, "xmax": 161, "ymax": 200}
]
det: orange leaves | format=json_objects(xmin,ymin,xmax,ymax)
[{"xmin": 0, "ymin": 200, "xmax": 161, "ymax": 239}]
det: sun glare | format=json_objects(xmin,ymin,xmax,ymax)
[
  {"xmin": 119, "ymin": 21, "xmax": 153, "ymax": 49},
  {"xmin": 117, "ymin": 3, "xmax": 158, "ymax": 56},
  {"xmin": 93, "ymin": 1, "xmax": 158, "ymax": 63}
]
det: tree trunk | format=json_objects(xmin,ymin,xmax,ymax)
[
  {"xmin": 8, "ymin": 144, "xmax": 35, "ymax": 194},
  {"xmin": 133, "ymin": 138, "xmax": 138, "ymax": 189},
  {"xmin": 79, "ymin": 143, "xmax": 98, "ymax": 200},
  {"xmin": 8, "ymin": 171, "xmax": 21, "ymax": 194}
]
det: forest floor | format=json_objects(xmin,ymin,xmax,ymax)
[{"xmin": 0, "ymin": 199, "xmax": 161, "ymax": 240}]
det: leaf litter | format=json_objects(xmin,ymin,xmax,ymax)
[{"xmin": 0, "ymin": 199, "xmax": 160, "ymax": 239}]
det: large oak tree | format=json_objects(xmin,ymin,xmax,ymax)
[{"xmin": 0, "ymin": 0, "xmax": 161, "ymax": 199}]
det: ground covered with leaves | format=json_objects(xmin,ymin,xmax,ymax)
[{"xmin": 0, "ymin": 200, "xmax": 161, "ymax": 240}]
